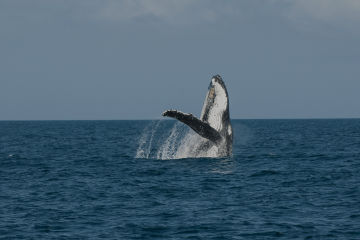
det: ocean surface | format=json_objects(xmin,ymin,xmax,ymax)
[{"xmin": 1, "ymin": 119, "xmax": 360, "ymax": 239}]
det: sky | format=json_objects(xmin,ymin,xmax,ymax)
[{"xmin": 1, "ymin": 0, "xmax": 360, "ymax": 120}]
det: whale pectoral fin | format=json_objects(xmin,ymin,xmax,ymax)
[{"xmin": 162, "ymin": 110, "xmax": 222, "ymax": 144}]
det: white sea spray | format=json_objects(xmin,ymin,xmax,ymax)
[{"xmin": 136, "ymin": 121, "xmax": 226, "ymax": 159}]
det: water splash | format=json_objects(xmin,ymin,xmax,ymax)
[
  {"xmin": 156, "ymin": 123, "xmax": 182, "ymax": 159},
  {"xmin": 135, "ymin": 120, "xmax": 162, "ymax": 158},
  {"xmin": 135, "ymin": 121, "xmax": 226, "ymax": 159}
]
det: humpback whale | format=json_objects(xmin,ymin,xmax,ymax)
[{"xmin": 162, "ymin": 75, "xmax": 233, "ymax": 157}]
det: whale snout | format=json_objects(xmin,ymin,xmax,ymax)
[
  {"xmin": 211, "ymin": 74, "xmax": 225, "ymax": 85},
  {"xmin": 210, "ymin": 75, "xmax": 227, "ymax": 91},
  {"xmin": 212, "ymin": 74, "xmax": 222, "ymax": 81}
]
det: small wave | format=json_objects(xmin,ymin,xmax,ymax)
[{"xmin": 250, "ymin": 170, "xmax": 280, "ymax": 177}]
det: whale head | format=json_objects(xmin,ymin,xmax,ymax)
[{"xmin": 200, "ymin": 75, "xmax": 230, "ymax": 131}]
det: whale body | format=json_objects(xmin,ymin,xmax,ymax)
[{"xmin": 162, "ymin": 75, "xmax": 233, "ymax": 157}]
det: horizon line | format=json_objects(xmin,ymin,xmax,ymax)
[{"xmin": 1, "ymin": 117, "xmax": 360, "ymax": 121}]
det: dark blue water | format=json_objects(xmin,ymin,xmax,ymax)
[{"xmin": 1, "ymin": 120, "xmax": 360, "ymax": 239}]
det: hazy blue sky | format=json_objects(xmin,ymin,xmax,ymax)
[{"xmin": 1, "ymin": 0, "xmax": 360, "ymax": 120}]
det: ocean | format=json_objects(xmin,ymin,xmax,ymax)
[{"xmin": 1, "ymin": 119, "xmax": 359, "ymax": 239}]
